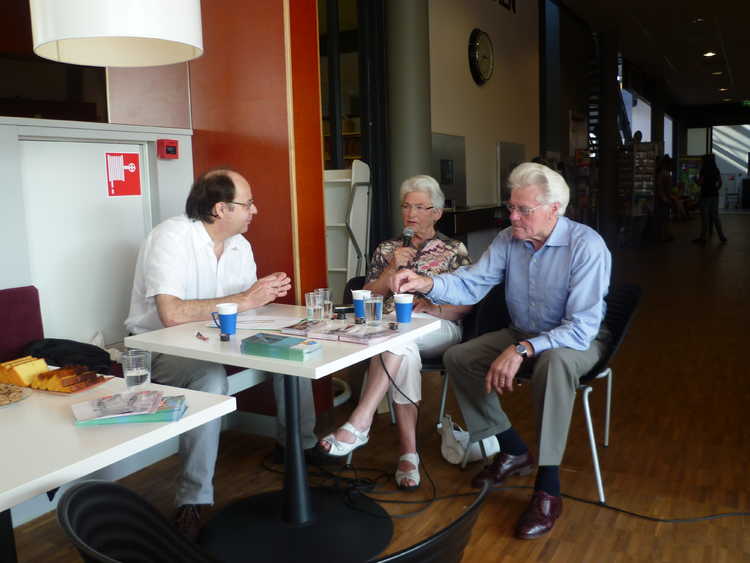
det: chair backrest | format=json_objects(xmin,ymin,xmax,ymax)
[
  {"xmin": 57, "ymin": 480, "xmax": 218, "ymax": 563},
  {"xmin": 342, "ymin": 275, "xmax": 366, "ymax": 305},
  {"xmin": 582, "ymin": 283, "xmax": 642, "ymax": 383},
  {"xmin": 462, "ymin": 283, "xmax": 510, "ymax": 342},
  {"xmin": 371, "ymin": 482, "xmax": 490, "ymax": 563},
  {"xmin": 0, "ymin": 285, "xmax": 44, "ymax": 362}
]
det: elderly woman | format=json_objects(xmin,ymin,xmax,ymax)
[{"xmin": 319, "ymin": 175, "xmax": 472, "ymax": 489}]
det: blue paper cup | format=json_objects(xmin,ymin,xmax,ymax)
[
  {"xmin": 211, "ymin": 303, "xmax": 238, "ymax": 335},
  {"xmin": 351, "ymin": 289, "xmax": 371, "ymax": 319},
  {"xmin": 394, "ymin": 294, "xmax": 414, "ymax": 323}
]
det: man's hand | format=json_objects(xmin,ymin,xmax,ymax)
[
  {"xmin": 413, "ymin": 296, "xmax": 438, "ymax": 315},
  {"xmin": 390, "ymin": 269, "xmax": 433, "ymax": 294},
  {"xmin": 388, "ymin": 246, "xmax": 417, "ymax": 270},
  {"xmin": 242, "ymin": 272, "xmax": 292, "ymax": 309},
  {"xmin": 485, "ymin": 345, "xmax": 524, "ymax": 395}
]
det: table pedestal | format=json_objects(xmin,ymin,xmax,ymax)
[{"xmin": 200, "ymin": 375, "xmax": 393, "ymax": 562}]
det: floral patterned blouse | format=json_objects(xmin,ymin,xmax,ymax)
[{"xmin": 365, "ymin": 231, "xmax": 471, "ymax": 313}]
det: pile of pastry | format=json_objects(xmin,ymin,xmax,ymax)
[{"xmin": 0, "ymin": 356, "xmax": 105, "ymax": 393}]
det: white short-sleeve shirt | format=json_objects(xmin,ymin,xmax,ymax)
[{"xmin": 125, "ymin": 215, "xmax": 257, "ymax": 334}]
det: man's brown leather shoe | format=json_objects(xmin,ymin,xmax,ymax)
[
  {"xmin": 470, "ymin": 451, "xmax": 535, "ymax": 489},
  {"xmin": 174, "ymin": 504, "xmax": 205, "ymax": 542},
  {"xmin": 514, "ymin": 491, "xmax": 562, "ymax": 539}
]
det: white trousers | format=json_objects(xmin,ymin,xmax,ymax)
[{"xmin": 385, "ymin": 317, "xmax": 462, "ymax": 405}]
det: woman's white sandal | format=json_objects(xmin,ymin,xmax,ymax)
[
  {"xmin": 319, "ymin": 422, "xmax": 370, "ymax": 457},
  {"xmin": 395, "ymin": 453, "xmax": 420, "ymax": 491}
]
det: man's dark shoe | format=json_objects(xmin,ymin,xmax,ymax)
[
  {"xmin": 515, "ymin": 490, "xmax": 562, "ymax": 539},
  {"xmin": 470, "ymin": 451, "xmax": 535, "ymax": 489},
  {"xmin": 272, "ymin": 444, "xmax": 341, "ymax": 467},
  {"xmin": 174, "ymin": 504, "xmax": 205, "ymax": 542}
]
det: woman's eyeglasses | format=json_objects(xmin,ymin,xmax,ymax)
[{"xmin": 400, "ymin": 203, "xmax": 434, "ymax": 213}]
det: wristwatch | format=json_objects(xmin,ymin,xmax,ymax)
[{"xmin": 514, "ymin": 342, "xmax": 529, "ymax": 359}]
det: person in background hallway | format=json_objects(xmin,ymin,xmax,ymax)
[
  {"xmin": 392, "ymin": 163, "xmax": 612, "ymax": 539},
  {"xmin": 125, "ymin": 169, "xmax": 317, "ymax": 540},
  {"xmin": 692, "ymin": 153, "xmax": 727, "ymax": 244},
  {"xmin": 654, "ymin": 155, "xmax": 675, "ymax": 242},
  {"xmin": 318, "ymin": 175, "xmax": 472, "ymax": 490}
]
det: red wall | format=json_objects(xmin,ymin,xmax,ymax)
[
  {"xmin": 290, "ymin": 0, "xmax": 328, "ymax": 295},
  {"xmin": 189, "ymin": 0, "xmax": 296, "ymax": 301}
]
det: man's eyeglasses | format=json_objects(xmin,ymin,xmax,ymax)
[
  {"xmin": 502, "ymin": 202, "xmax": 546, "ymax": 216},
  {"xmin": 229, "ymin": 200, "xmax": 255, "ymax": 210},
  {"xmin": 400, "ymin": 203, "xmax": 435, "ymax": 213}
]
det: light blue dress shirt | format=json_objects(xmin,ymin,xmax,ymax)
[{"xmin": 427, "ymin": 216, "xmax": 611, "ymax": 354}]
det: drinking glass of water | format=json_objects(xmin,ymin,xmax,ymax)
[
  {"xmin": 315, "ymin": 288, "xmax": 333, "ymax": 319},
  {"xmin": 305, "ymin": 291, "xmax": 323, "ymax": 321},
  {"xmin": 365, "ymin": 294, "xmax": 384, "ymax": 326},
  {"xmin": 122, "ymin": 349, "xmax": 151, "ymax": 390}
]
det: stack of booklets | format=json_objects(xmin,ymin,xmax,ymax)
[
  {"xmin": 71, "ymin": 390, "xmax": 187, "ymax": 426},
  {"xmin": 281, "ymin": 320, "xmax": 398, "ymax": 345},
  {"xmin": 241, "ymin": 333, "xmax": 322, "ymax": 361}
]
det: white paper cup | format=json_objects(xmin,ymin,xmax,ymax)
[{"xmin": 216, "ymin": 302, "xmax": 238, "ymax": 315}]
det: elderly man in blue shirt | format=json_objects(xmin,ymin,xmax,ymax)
[{"xmin": 392, "ymin": 162, "xmax": 611, "ymax": 540}]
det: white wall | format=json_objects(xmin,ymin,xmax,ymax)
[
  {"xmin": 429, "ymin": 0, "xmax": 539, "ymax": 206},
  {"xmin": 0, "ymin": 117, "xmax": 194, "ymax": 292}
]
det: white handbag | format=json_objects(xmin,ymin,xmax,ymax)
[{"xmin": 439, "ymin": 414, "xmax": 499, "ymax": 464}]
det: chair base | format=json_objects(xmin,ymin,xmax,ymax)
[{"xmin": 200, "ymin": 487, "xmax": 393, "ymax": 563}]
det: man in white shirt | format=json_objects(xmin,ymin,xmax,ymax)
[{"xmin": 125, "ymin": 169, "xmax": 312, "ymax": 539}]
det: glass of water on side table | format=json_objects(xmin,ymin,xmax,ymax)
[
  {"xmin": 122, "ymin": 349, "xmax": 151, "ymax": 390},
  {"xmin": 305, "ymin": 291, "xmax": 323, "ymax": 321},
  {"xmin": 315, "ymin": 288, "xmax": 333, "ymax": 320}
]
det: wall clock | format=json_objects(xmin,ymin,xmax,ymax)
[{"xmin": 468, "ymin": 28, "xmax": 494, "ymax": 86}]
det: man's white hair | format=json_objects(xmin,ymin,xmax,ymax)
[{"xmin": 507, "ymin": 162, "xmax": 569, "ymax": 216}]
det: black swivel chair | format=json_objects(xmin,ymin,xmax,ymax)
[
  {"xmin": 57, "ymin": 480, "xmax": 218, "ymax": 563},
  {"xmin": 370, "ymin": 482, "xmax": 490, "ymax": 563},
  {"xmin": 458, "ymin": 283, "xmax": 643, "ymax": 503}
]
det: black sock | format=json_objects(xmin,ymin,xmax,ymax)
[
  {"xmin": 534, "ymin": 465, "xmax": 560, "ymax": 496},
  {"xmin": 495, "ymin": 427, "xmax": 527, "ymax": 456}
]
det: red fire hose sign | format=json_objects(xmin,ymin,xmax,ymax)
[{"xmin": 105, "ymin": 153, "xmax": 141, "ymax": 196}]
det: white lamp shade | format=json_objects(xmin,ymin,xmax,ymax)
[{"xmin": 29, "ymin": 0, "xmax": 204, "ymax": 67}]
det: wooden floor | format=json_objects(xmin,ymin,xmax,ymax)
[{"xmin": 14, "ymin": 213, "xmax": 750, "ymax": 562}]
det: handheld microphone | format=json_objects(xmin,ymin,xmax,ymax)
[{"xmin": 402, "ymin": 227, "xmax": 414, "ymax": 248}]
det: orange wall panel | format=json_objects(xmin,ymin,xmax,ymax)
[
  {"xmin": 189, "ymin": 0, "xmax": 295, "ymax": 302},
  {"xmin": 289, "ymin": 0, "xmax": 328, "ymax": 296}
]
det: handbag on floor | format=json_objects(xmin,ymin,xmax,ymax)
[{"xmin": 439, "ymin": 414, "xmax": 499, "ymax": 464}]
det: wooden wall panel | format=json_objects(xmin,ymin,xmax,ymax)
[
  {"xmin": 189, "ymin": 0, "xmax": 295, "ymax": 302},
  {"xmin": 288, "ymin": 0, "xmax": 328, "ymax": 297}
]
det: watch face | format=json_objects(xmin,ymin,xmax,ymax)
[
  {"xmin": 468, "ymin": 28, "xmax": 494, "ymax": 85},
  {"xmin": 515, "ymin": 344, "xmax": 527, "ymax": 357}
]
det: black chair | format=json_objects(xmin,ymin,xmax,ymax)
[
  {"xmin": 431, "ymin": 282, "xmax": 510, "ymax": 429},
  {"xmin": 370, "ymin": 482, "xmax": 490, "ymax": 563},
  {"xmin": 342, "ymin": 275, "xmax": 366, "ymax": 306},
  {"xmin": 57, "ymin": 480, "xmax": 218, "ymax": 563},
  {"xmin": 459, "ymin": 283, "xmax": 643, "ymax": 503}
]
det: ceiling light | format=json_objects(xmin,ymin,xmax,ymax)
[
  {"xmin": 29, "ymin": 0, "xmax": 204, "ymax": 67},
  {"xmin": 691, "ymin": 17, "xmax": 705, "ymax": 24},
  {"xmin": 722, "ymin": 98, "xmax": 733, "ymax": 102},
  {"xmin": 703, "ymin": 51, "xmax": 717, "ymax": 57},
  {"xmin": 712, "ymin": 71, "xmax": 724, "ymax": 76},
  {"xmin": 719, "ymin": 87, "xmax": 728, "ymax": 92}
]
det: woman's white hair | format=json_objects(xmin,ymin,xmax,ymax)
[
  {"xmin": 399, "ymin": 174, "xmax": 445, "ymax": 209},
  {"xmin": 507, "ymin": 162, "xmax": 569, "ymax": 216}
]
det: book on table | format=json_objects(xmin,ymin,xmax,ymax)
[
  {"xmin": 280, "ymin": 319, "xmax": 325, "ymax": 336},
  {"xmin": 74, "ymin": 395, "xmax": 187, "ymax": 426},
  {"xmin": 337, "ymin": 324, "xmax": 399, "ymax": 345},
  {"xmin": 71, "ymin": 390, "xmax": 164, "ymax": 423},
  {"xmin": 241, "ymin": 333, "xmax": 322, "ymax": 361}
]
